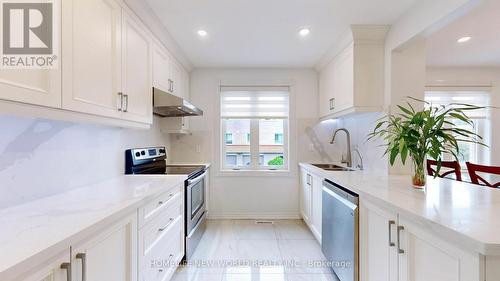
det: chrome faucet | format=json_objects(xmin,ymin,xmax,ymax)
[
  {"xmin": 353, "ymin": 148, "xmax": 364, "ymax": 170},
  {"xmin": 330, "ymin": 128, "xmax": 352, "ymax": 168}
]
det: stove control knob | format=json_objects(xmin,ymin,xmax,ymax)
[
  {"xmin": 135, "ymin": 152, "xmax": 141, "ymax": 157},
  {"xmin": 141, "ymin": 151, "xmax": 146, "ymax": 156},
  {"xmin": 159, "ymin": 149, "xmax": 166, "ymax": 154}
]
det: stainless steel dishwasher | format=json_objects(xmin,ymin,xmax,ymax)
[{"xmin": 322, "ymin": 179, "xmax": 359, "ymax": 281}]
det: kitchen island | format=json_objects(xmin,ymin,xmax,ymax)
[{"xmin": 300, "ymin": 162, "xmax": 500, "ymax": 281}]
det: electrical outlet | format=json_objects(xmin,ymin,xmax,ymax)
[
  {"xmin": 195, "ymin": 144, "xmax": 201, "ymax": 153},
  {"xmin": 309, "ymin": 143, "xmax": 314, "ymax": 152}
]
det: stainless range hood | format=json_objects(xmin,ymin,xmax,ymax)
[{"xmin": 153, "ymin": 87, "xmax": 203, "ymax": 117}]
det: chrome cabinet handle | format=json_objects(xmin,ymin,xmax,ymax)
[
  {"xmin": 168, "ymin": 79, "xmax": 173, "ymax": 93},
  {"xmin": 123, "ymin": 94, "xmax": 129, "ymax": 112},
  {"xmin": 158, "ymin": 218, "xmax": 174, "ymax": 232},
  {"xmin": 76, "ymin": 253, "xmax": 87, "ymax": 281},
  {"xmin": 60, "ymin": 262, "xmax": 71, "ymax": 281},
  {"xmin": 388, "ymin": 220, "xmax": 395, "ymax": 247},
  {"xmin": 306, "ymin": 174, "xmax": 311, "ymax": 186},
  {"xmin": 397, "ymin": 225, "xmax": 405, "ymax": 254},
  {"xmin": 117, "ymin": 92, "xmax": 123, "ymax": 111},
  {"xmin": 329, "ymin": 98, "xmax": 335, "ymax": 110}
]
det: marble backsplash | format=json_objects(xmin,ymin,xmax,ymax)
[{"xmin": 0, "ymin": 115, "xmax": 170, "ymax": 209}]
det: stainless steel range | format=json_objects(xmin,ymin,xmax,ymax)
[{"xmin": 125, "ymin": 146, "xmax": 207, "ymax": 260}]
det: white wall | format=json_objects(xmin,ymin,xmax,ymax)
[
  {"xmin": 426, "ymin": 66, "xmax": 500, "ymax": 165},
  {"xmin": 169, "ymin": 68, "xmax": 319, "ymax": 218},
  {"xmin": 0, "ymin": 115, "xmax": 170, "ymax": 209},
  {"xmin": 375, "ymin": 0, "xmax": 479, "ymax": 174}
]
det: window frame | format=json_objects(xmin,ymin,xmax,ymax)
[
  {"xmin": 221, "ymin": 118, "xmax": 289, "ymax": 171},
  {"xmin": 218, "ymin": 85, "xmax": 290, "ymax": 172},
  {"xmin": 424, "ymin": 89, "xmax": 491, "ymax": 167}
]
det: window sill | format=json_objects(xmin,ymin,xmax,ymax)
[{"xmin": 218, "ymin": 169, "xmax": 294, "ymax": 178}]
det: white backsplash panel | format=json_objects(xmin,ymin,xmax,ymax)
[{"xmin": 0, "ymin": 115, "xmax": 170, "ymax": 209}]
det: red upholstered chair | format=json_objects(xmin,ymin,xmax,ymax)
[
  {"xmin": 466, "ymin": 162, "xmax": 500, "ymax": 188},
  {"xmin": 426, "ymin": 159, "xmax": 462, "ymax": 181}
]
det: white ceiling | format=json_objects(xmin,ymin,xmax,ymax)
[
  {"xmin": 145, "ymin": 0, "xmax": 416, "ymax": 68},
  {"xmin": 426, "ymin": 0, "xmax": 500, "ymax": 67}
]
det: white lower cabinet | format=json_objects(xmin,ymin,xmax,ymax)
[
  {"xmin": 71, "ymin": 214, "xmax": 138, "ymax": 281},
  {"xmin": 397, "ymin": 217, "xmax": 480, "ymax": 281},
  {"xmin": 138, "ymin": 186, "xmax": 185, "ymax": 281},
  {"xmin": 299, "ymin": 168, "xmax": 312, "ymax": 224},
  {"xmin": 359, "ymin": 200, "xmax": 398, "ymax": 281},
  {"xmin": 299, "ymin": 167, "xmax": 322, "ymax": 242},
  {"xmin": 17, "ymin": 252, "xmax": 71, "ymax": 281},
  {"xmin": 360, "ymin": 200, "xmax": 482, "ymax": 281}
]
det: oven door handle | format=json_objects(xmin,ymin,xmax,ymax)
[{"xmin": 188, "ymin": 171, "xmax": 207, "ymax": 186}]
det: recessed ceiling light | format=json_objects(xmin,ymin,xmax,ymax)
[
  {"xmin": 299, "ymin": 28, "xmax": 310, "ymax": 37},
  {"xmin": 197, "ymin": 30, "xmax": 208, "ymax": 37},
  {"xmin": 457, "ymin": 36, "xmax": 471, "ymax": 43}
]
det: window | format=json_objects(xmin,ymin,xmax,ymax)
[
  {"xmin": 274, "ymin": 133, "xmax": 283, "ymax": 144},
  {"xmin": 225, "ymin": 133, "xmax": 233, "ymax": 144},
  {"xmin": 425, "ymin": 91, "xmax": 491, "ymax": 166},
  {"xmin": 220, "ymin": 87, "xmax": 289, "ymax": 170}
]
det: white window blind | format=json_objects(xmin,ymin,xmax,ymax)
[
  {"xmin": 425, "ymin": 91, "xmax": 490, "ymax": 118},
  {"xmin": 220, "ymin": 86, "xmax": 290, "ymax": 119}
]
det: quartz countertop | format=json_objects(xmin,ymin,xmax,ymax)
[
  {"xmin": 167, "ymin": 162, "xmax": 211, "ymax": 169},
  {"xmin": 0, "ymin": 175, "xmax": 187, "ymax": 280},
  {"xmin": 299, "ymin": 163, "xmax": 500, "ymax": 256}
]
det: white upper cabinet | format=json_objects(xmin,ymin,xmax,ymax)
[
  {"xmin": 121, "ymin": 9, "xmax": 153, "ymax": 124},
  {"xmin": 319, "ymin": 26, "xmax": 388, "ymax": 120},
  {"xmin": 152, "ymin": 42, "xmax": 172, "ymax": 94},
  {"xmin": 0, "ymin": 68, "xmax": 61, "ymax": 109},
  {"xmin": 152, "ymin": 41, "xmax": 190, "ymax": 100},
  {"xmin": 170, "ymin": 59, "xmax": 183, "ymax": 98},
  {"xmin": 0, "ymin": 0, "xmax": 187, "ymax": 128},
  {"xmin": 62, "ymin": 0, "xmax": 123, "ymax": 119},
  {"xmin": 0, "ymin": 0, "xmax": 61, "ymax": 109}
]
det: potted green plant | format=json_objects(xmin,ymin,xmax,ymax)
[{"xmin": 368, "ymin": 97, "xmax": 486, "ymax": 188}]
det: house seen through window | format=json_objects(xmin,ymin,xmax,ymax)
[{"xmin": 220, "ymin": 87, "xmax": 289, "ymax": 170}]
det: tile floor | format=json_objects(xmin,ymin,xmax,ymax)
[{"xmin": 171, "ymin": 219, "xmax": 339, "ymax": 281}]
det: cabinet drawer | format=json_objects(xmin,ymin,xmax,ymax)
[
  {"xmin": 139, "ymin": 184, "xmax": 183, "ymax": 227},
  {"xmin": 140, "ymin": 199, "xmax": 183, "ymax": 257},
  {"xmin": 141, "ymin": 218, "xmax": 184, "ymax": 281}
]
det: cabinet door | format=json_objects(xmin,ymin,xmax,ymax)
[
  {"xmin": 182, "ymin": 68, "xmax": 190, "ymax": 99},
  {"xmin": 359, "ymin": 200, "xmax": 398, "ymax": 281},
  {"xmin": 62, "ymin": 0, "xmax": 123, "ymax": 118},
  {"xmin": 152, "ymin": 42, "xmax": 171, "ymax": 94},
  {"xmin": 318, "ymin": 60, "xmax": 335, "ymax": 117},
  {"xmin": 19, "ymin": 252, "xmax": 71, "ymax": 281},
  {"xmin": 170, "ymin": 59, "xmax": 182, "ymax": 98},
  {"xmin": 121, "ymin": 10, "xmax": 153, "ymax": 124},
  {"xmin": 72, "ymin": 214, "xmax": 137, "ymax": 281},
  {"xmin": 0, "ymin": 70, "xmax": 61, "ymax": 108},
  {"xmin": 332, "ymin": 44, "xmax": 354, "ymax": 113},
  {"xmin": 0, "ymin": 0, "xmax": 61, "ymax": 109},
  {"xmin": 299, "ymin": 168, "xmax": 312, "ymax": 223},
  {"xmin": 310, "ymin": 173, "xmax": 322, "ymax": 242},
  {"xmin": 397, "ymin": 217, "xmax": 480, "ymax": 281}
]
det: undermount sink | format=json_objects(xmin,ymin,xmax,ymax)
[{"xmin": 310, "ymin": 163, "xmax": 354, "ymax": 172}]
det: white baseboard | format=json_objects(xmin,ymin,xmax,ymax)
[{"xmin": 208, "ymin": 212, "xmax": 301, "ymax": 220}]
